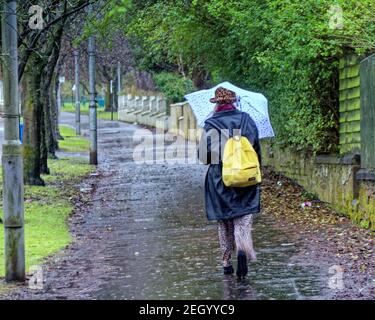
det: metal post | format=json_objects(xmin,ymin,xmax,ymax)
[
  {"xmin": 117, "ymin": 62, "xmax": 121, "ymax": 118},
  {"xmin": 1, "ymin": 0, "xmax": 25, "ymax": 282},
  {"xmin": 110, "ymin": 79, "xmax": 114, "ymax": 121},
  {"xmin": 88, "ymin": 4, "xmax": 97, "ymax": 165},
  {"xmin": 57, "ymin": 77, "xmax": 62, "ymax": 122},
  {"xmin": 117, "ymin": 62, "xmax": 121, "ymax": 94},
  {"xmin": 74, "ymin": 50, "xmax": 81, "ymax": 135}
]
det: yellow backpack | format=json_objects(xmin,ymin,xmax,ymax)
[
  {"xmin": 222, "ymin": 134, "xmax": 261, "ymax": 187},
  {"xmin": 218, "ymin": 114, "xmax": 261, "ymax": 187}
]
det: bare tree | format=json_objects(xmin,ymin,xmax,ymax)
[{"xmin": 16, "ymin": 0, "xmax": 93, "ymax": 184}]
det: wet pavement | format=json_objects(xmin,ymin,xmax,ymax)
[{"xmin": 2, "ymin": 113, "xmax": 373, "ymax": 300}]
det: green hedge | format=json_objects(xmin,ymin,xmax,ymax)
[{"xmin": 112, "ymin": 0, "xmax": 375, "ymax": 153}]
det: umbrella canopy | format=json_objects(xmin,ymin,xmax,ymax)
[{"xmin": 184, "ymin": 81, "xmax": 275, "ymax": 139}]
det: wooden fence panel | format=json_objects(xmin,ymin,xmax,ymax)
[
  {"xmin": 360, "ymin": 53, "xmax": 375, "ymax": 169},
  {"xmin": 339, "ymin": 55, "xmax": 361, "ymax": 154}
]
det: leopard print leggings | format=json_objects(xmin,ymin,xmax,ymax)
[{"xmin": 217, "ymin": 214, "xmax": 256, "ymax": 267}]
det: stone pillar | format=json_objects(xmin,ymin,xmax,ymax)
[
  {"xmin": 127, "ymin": 95, "xmax": 137, "ymax": 123},
  {"xmin": 150, "ymin": 96, "xmax": 157, "ymax": 113},
  {"xmin": 118, "ymin": 95, "xmax": 125, "ymax": 121},
  {"xmin": 169, "ymin": 102, "xmax": 184, "ymax": 135},
  {"xmin": 135, "ymin": 96, "xmax": 141, "ymax": 110},
  {"xmin": 135, "ymin": 96, "xmax": 149, "ymax": 125},
  {"xmin": 155, "ymin": 96, "xmax": 161, "ymax": 113},
  {"xmin": 142, "ymin": 96, "xmax": 150, "ymax": 111},
  {"xmin": 157, "ymin": 97, "xmax": 167, "ymax": 115},
  {"xmin": 126, "ymin": 94, "xmax": 133, "ymax": 109},
  {"xmin": 121, "ymin": 95, "xmax": 126, "ymax": 110}
]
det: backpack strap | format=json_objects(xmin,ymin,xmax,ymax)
[
  {"xmin": 233, "ymin": 112, "xmax": 245, "ymax": 138},
  {"xmin": 205, "ymin": 112, "xmax": 245, "ymax": 134},
  {"xmin": 239, "ymin": 112, "xmax": 245, "ymax": 131},
  {"xmin": 204, "ymin": 118, "xmax": 222, "ymax": 133}
]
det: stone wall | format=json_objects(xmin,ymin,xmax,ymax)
[
  {"xmin": 169, "ymin": 102, "xmax": 202, "ymax": 141},
  {"xmin": 262, "ymin": 142, "xmax": 374, "ymax": 230},
  {"xmin": 118, "ymin": 94, "xmax": 169, "ymax": 130},
  {"xmin": 356, "ymin": 180, "xmax": 375, "ymax": 229}
]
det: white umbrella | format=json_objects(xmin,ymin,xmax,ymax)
[{"xmin": 184, "ymin": 81, "xmax": 275, "ymax": 139}]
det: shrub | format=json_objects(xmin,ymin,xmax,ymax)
[{"xmin": 153, "ymin": 72, "xmax": 196, "ymax": 103}]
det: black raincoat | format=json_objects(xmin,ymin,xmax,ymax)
[{"xmin": 198, "ymin": 109, "xmax": 261, "ymax": 221}]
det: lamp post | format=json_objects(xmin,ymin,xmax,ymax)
[
  {"xmin": 1, "ymin": 0, "xmax": 25, "ymax": 282},
  {"xmin": 110, "ymin": 79, "xmax": 114, "ymax": 121},
  {"xmin": 58, "ymin": 75, "xmax": 65, "ymax": 124},
  {"xmin": 116, "ymin": 62, "xmax": 121, "ymax": 119},
  {"xmin": 88, "ymin": 4, "xmax": 97, "ymax": 165},
  {"xmin": 74, "ymin": 49, "xmax": 81, "ymax": 135}
]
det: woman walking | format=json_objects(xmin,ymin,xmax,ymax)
[{"xmin": 198, "ymin": 87, "xmax": 261, "ymax": 278}]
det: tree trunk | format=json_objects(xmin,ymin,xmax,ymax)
[
  {"xmin": 22, "ymin": 13, "xmax": 66, "ymax": 183},
  {"xmin": 39, "ymin": 79, "xmax": 52, "ymax": 173},
  {"xmin": 39, "ymin": 106, "xmax": 49, "ymax": 174},
  {"xmin": 50, "ymin": 37, "xmax": 66, "ymax": 143},
  {"xmin": 191, "ymin": 66, "xmax": 210, "ymax": 89},
  {"xmin": 50, "ymin": 75, "xmax": 60, "ymax": 148},
  {"xmin": 41, "ymin": 37, "xmax": 63, "ymax": 160},
  {"xmin": 22, "ymin": 66, "xmax": 45, "ymax": 186}
]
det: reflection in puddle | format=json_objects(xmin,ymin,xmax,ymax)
[{"xmin": 222, "ymin": 277, "xmax": 257, "ymax": 300}]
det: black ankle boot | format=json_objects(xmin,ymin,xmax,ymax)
[
  {"xmin": 236, "ymin": 251, "xmax": 248, "ymax": 278},
  {"xmin": 223, "ymin": 265, "xmax": 234, "ymax": 275}
]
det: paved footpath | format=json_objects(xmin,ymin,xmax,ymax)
[{"xmin": 3, "ymin": 113, "xmax": 374, "ymax": 300}]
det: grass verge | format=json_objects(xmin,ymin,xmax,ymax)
[
  {"xmin": 0, "ymin": 127, "xmax": 94, "ymax": 282},
  {"xmin": 58, "ymin": 125, "xmax": 89, "ymax": 152},
  {"xmin": 62, "ymin": 102, "xmax": 118, "ymax": 121}
]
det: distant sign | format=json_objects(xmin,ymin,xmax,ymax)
[{"xmin": 59, "ymin": 76, "xmax": 65, "ymax": 84}]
